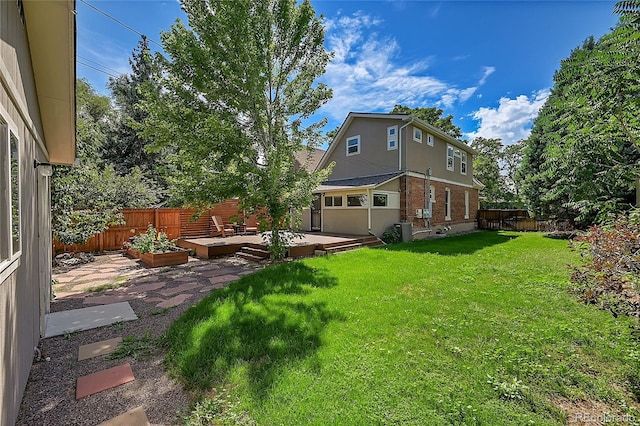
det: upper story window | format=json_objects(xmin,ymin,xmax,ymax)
[
  {"xmin": 324, "ymin": 195, "xmax": 343, "ymax": 207},
  {"xmin": 346, "ymin": 135, "xmax": 360, "ymax": 156},
  {"xmin": 461, "ymin": 151, "xmax": 467, "ymax": 175},
  {"xmin": 446, "ymin": 145, "xmax": 455, "ymax": 171},
  {"xmin": 413, "ymin": 127, "xmax": 422, "ymax": 143},
  {"xmin": 387, "ymin": 126, "xmax": 397, "ymax": 150},
  {"xmin": 347, "ymin": 194, "xmax": 368, "ymax": 207},
  {"xmin": 427, "ymin": 134, "xmax": 434, "ymax": 146}
]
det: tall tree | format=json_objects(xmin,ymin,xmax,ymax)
[
  {"xmin": 470, "ymin": 137, "xmax": 506, "ymax": 205},
  {"xmin": 518, "ymin": 12, "xmax": 640, "ymax": 223},
  {"xmin": 103, "ymin": 37, "xmax": 168, "ymax": 194},
  {"xmin": 390, "ymin": 104, "xmax": 462, "ymax": 138},
  {"xmin": 140, "ymin": 0, "xmax": 333, "ymax": 259},
  {"xmin": 52, "ymin": 79, "xmax": 159, "ymax": 245}
]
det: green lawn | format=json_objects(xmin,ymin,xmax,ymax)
[{"xmin": 166, "ymin": 232, "xmax": 640, "ymax": 425}]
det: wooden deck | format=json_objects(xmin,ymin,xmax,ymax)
[{"xmin": 177, "ymin": 232, "xmax": 384, "ymax": 259}]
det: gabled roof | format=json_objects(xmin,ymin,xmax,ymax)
[
  {"xmin": 317, "ymin": 171, "xmax": 403, "ymax": 192},
  {"xmin": 316, "ymin": 112, "xmax": 476, "ymax": 171},
  {"xmin": 294, "ymin": 148, "xmax": 325, "ymax": 172}
]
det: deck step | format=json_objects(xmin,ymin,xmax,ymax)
[
  {"xmin": 236, "ymin": 252, "xmax": 265, "ymax": 262},
  {"xmin": 326, "ymin": 243, "xmax": 363, "ymax": 253},
  {"xmin": 241, "ymin": 246, "xmax": 270, "ymax": 258}
]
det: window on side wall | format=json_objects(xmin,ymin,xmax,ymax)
[
  {"xmin": 445, "ymin": 188, "xmax": 451, "ymax": 221},
  {"xmin": 413, "ymin": 127, "xmax": 422, "ymax": 143},
  {"xmin": 461, "ymin": 151, "xmax": 467, "ymax": 175},
  {"xmin": 446, "ymin": 145, "xmax": 454, "ymax": 171},
  {"xmin": 464, "ymin": 191, "xmax": 469, "ymax": 219},
  {"xmin": 347, "ymin": 194, "xmax": 367, "ymax": 207},
  {"xmin": 429, "ymin": 185, "xmax": 436, "ymax": 203},
  {"xmin": 0, "ymin": 119, "xmax": 21, "ymax": 271},
  {"xmin": 324, "ymin": 195, "xmax": 343, "ymax": 207},
  {"xmin": 427, "ymin": 134, "xmax": 434, "ymax": 146},
  {"xmin": 346, "ymin": 135, "xmax": 360, "ymax": 156},
  {"xmin": 373, "ymin": 193, "xmax": 388, "ymax": 207},
  {"xmin": 387, "ymin": 126, "xmax": 397, "ymax": 150},
  {"xmin": 9, "ymin": 132, "xmax": 20, "ymax": 255},
  {"xmin": 0, "ymin": 119, "xmax": 9, "ymax": 264}
]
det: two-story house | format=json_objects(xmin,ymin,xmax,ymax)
[
  {"xmin": 302, "ymin": 112, "xmax": 481, "ymax": 239},
  {"xmin": 1, "ymin": 1, "xmax": 76, "ymax": 423}
]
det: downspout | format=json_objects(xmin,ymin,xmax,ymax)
[
  {"xmin": 399, "ymin": 117, "xmax": 415, "ymax": 222},
  {"xmin": 367, "ymin": 188, "xmax": 372, "ymax": 232}
]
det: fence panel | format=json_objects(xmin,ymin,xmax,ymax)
[
  {"xmin": 477, "ymin": 209, "xmax": 573, "ymax": 232},
  {"xmin": 53, "ymin": 200, "xmax": 257, "ymax": 253}
]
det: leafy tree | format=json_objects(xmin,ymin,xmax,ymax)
[
  {"xmin": 470, "ymin": 137, "xmax": 506, "ymax": 205},
  {"xmin": 519, "ymin": 11, "xmax": 640, "ymax": 223},
  {"xmin": 140, "ymin": 0, "xmax": 333, "ymax": 259},
  {"xmin": 390, "ymin": 104, "xmax": 462, "ymax": 138},
  {"xmin": 103, "ymin": 36, "xmax": 169, "ymax": 194},
  {"xmin": 502, "ymin": 140, "xmax": 526, "ymax": 200},
  {"xmin": 52, "ymin": 79, "xmax": 159, "ymax": 245}
]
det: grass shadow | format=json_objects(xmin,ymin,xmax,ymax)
[
  {"xmin": 378, "ymin": 230, "xmax": 518, "ymax": 255},
  {"xmin": 165, "ymin": 262, "xmax": 342, "ymax": 400}
]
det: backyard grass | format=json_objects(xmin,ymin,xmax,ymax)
[{"xmin": 165, "ymin": 231, "xmax": 640, "ymax": 425}]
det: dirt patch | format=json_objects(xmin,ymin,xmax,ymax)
[{"xmin": 554, "ymin": 397, "xmax": 636, "ymax": 425}]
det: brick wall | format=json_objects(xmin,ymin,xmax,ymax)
[{"xmin": 400, "ymin": 175, "xmax": 478, "ymax": 230}]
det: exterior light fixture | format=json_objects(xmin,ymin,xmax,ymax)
[{"xmin": 33, "ymin": 160, "xmax": 53, "ymax": 177}]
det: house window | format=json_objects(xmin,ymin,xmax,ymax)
[
  {"xmin": 445, "ymin": 188, "xmax": 451, "ymax": 221},
  {"xmin": 347, "ymin": 194, "xmax": 367, "ymax": 207},
  {"xmin": 429, "ymin": 185, "xmax": 436, "ymax": 203},
  {"xmin": 413, "ymin": 127, "xmax": 422, "ymax": 143},
  {"xmin": 373, "ymin": 193, "xmax": 388, "ymax": 207},
  {"xmin": 446, "ymin": 145, "xmax": 454, "ymax": 171},
  {"xmin": 464, "ymin": 191, "xmax": 469, "ymax": 219},
  {"xmin": 461, "ymin": 151, "xmax": 467, "ymax": 175},
  {"xmin": 387, "ymin": 126, "xmax": 397, "ymax": 150},
  {"xmin": 9, "ymin": 132, "xmax": 20, "ymax": 255},
  {"xmin": 324, "ymin": 195, "xmax": 343, "ymax": 207},
  {"xmin": 346, "ymin": 135, "xmax": 360, "ymax": 156},
  {"xmin": 427, "ymin": 134, "xmax": 434, "ymax": 146}
]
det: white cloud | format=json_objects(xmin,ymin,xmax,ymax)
[
  {"xmin": 466, "ymin": 89, "xmax": 550, "ymax": 145},
  {"xmin": 319, "ymin": 12, "xmax": 494, "ymax": 121}
]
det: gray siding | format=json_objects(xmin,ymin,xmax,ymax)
[
  {"xmin": 322, "ymin": 209, "xmax": 369, "ymax": 235},
  {"xmin": 1, "ymin": 2, "xmax": 49, "ymax": 424}
]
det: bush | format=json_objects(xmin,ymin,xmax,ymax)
[
  {"xmin": 569, "ymin": 210, "xmax": 640, "ymax": 317},
  {"xmin": 131, "ymin": 225, "xmax": 178, "ymax": 254},
  {"xmin": 380, "ymin": 226, "xmax": 401, "ymax": 244}
]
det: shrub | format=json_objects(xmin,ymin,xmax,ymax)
[
  {"xmin": 131, "ymin": 224, "xmax": 178, "ymax": 254},
  {"xmin": 569, "ymin": 210, "xmax": 640, "ymax": 317},
  {"xmin": 380, "ymin": 226, "xmax": 401, "ymax": 244}
]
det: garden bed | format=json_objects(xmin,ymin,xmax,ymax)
[{"xmin": 127, "ymin": 247, "xmax": 189, "ymax": 268}]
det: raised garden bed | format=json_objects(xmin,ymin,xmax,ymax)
[{"xmin": 126, "ymin": 247, "xmax": 189, "ymax": 268}]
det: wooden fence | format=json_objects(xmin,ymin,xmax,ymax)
[
  {"xmin": 477, "ymin": 209, "xmax": 574, "ymax": 232},
  {"xmin": 54, "ymin": 199, "xmax": 251, "ymax": 253}
]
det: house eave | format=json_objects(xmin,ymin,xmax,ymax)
[{"xmin": 23, "ymin": 0, "xmax": 76, "ymax": 165}]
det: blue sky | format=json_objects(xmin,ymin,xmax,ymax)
[{"xmin": 77, "ymin": 0, "xmax": 620, "ymax": 145}]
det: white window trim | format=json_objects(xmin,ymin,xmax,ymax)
[
  {"xmin": 371, "ymin": 191, "xmax": 400, "ymax": 209},
  {"xmin": 346, "ymin": 193, "xmax": 368, "ymax": 208},
  {"xmin": 445, "ymin": 187, "xmax": 451, "ymax": 221},
  {"xmin": 324, "ymin": 195, "xmax": 344, "ymax": 208},
  {"xmin": 461, "ymin": 151, "xmax": 467, "ymax": 175},
  {"xmin": 429, "ymin": 185, "xmax": 436, "ymax": 203},
  {"xmin": 413, "ymin": 127, "xmax": 422, "ymax": 143},
  {"xmin": 427, "ymin": 133, "xmax": 434, "ymax": 146},
  {"xmin": 387, "ymin": 125, "xmax": 398, "ymax": 151},
  {"xmin": 446, "ymin": 145, "xmax": 455, "ymax": 171},
  {"xmin": 464, "ymin": 190, "xmax": 470, "ymax": 219},
  {"xmin": 0, "ymin": 115, "xmax": 22, "ymax": 281},
  {"xmin": 346, "ymin": 135, "xmax": 360, "ymax": 156}
]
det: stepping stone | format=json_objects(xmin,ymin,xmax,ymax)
[
  {"xmin": 122, "ymin": 282, "xmax": 165, "ymax": 294},
  {"xmin": 143, "ymin": 297, "xmax": 165, "ymax": 303},
  {"xmin": 76, "ymin": 363, "xmax": 135, "ymax": 399},
  {"xmin": 78, "ymin": 337, "xmax": 123, "ymax": 361},
  {"xmin": 156, "ymin": 294, "xmax": 192, "ymax": 309},
  {"xmin": 84, "ymin": 294, "xmax": 140, "ymax": 305},
  {"xmin": 44, "ymin": 302, "xmax": 138, "ymax": 338},
  {"xmin": 199, "ymin": 286, "xmax": 215, "ymax": 293},
  {"xmin": 209, "ymin": 274, "xmax": 238, "ymax": 284},
  {"xmin": 97, "ymin": 406, "xmax": 150, "ymax": 426},
  {"xmin": 174, "ymin": 276, "xmax": 197, "ymax": 283},
  {"xmin": 159, "ymin": 283, "xmax": 202, "ymax": 297}
]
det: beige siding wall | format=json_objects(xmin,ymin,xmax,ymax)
[
  {"xmin": 405, "ymin": 125, "xmax": 473, "ymax": 187},
  {"xmin": 370, "ymin": 209, "xmax": 400, "ymax": 236},
  {"xmin": 1, "ymin": 2, "xmax": 48, "ymax": 424},
  {"xmin": 326, "ymin": 117, "xmax": 402, "ymax": 180},
  {"xmin": 322, "ymin": 209, "xmax": 369, "ymax": 235}
]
